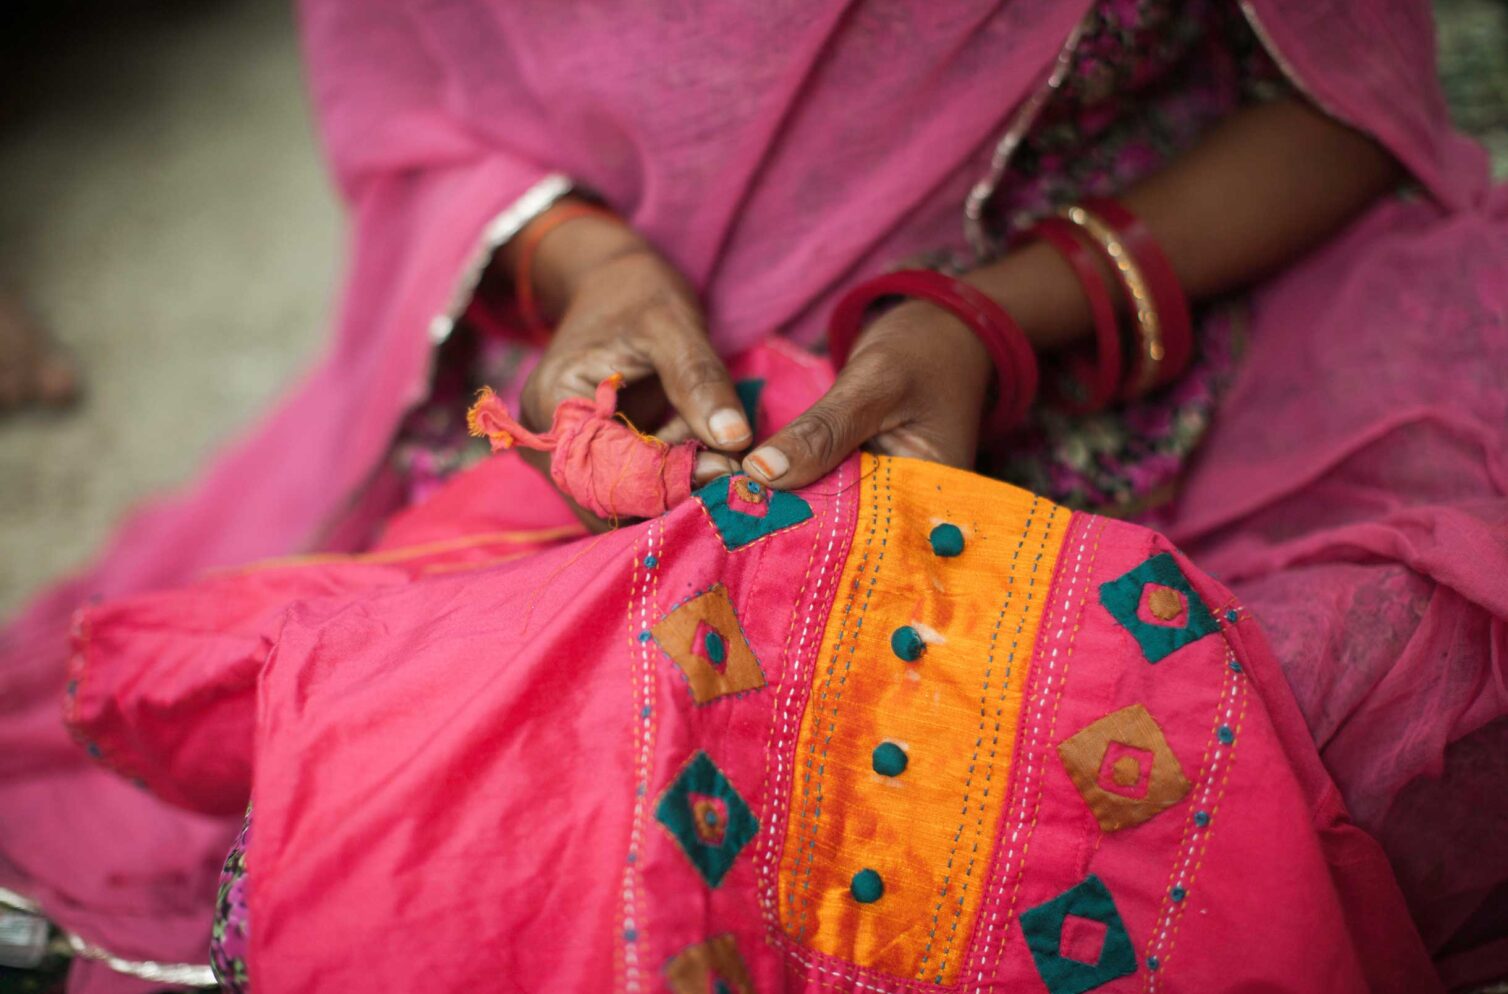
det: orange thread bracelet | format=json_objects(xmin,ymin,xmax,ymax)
[{"xmin": 512, "ymin": 202, "xmax": 619, "ymax": 344}]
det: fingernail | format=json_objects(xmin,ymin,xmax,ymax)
[
  {"xmin": 708, "ymin": 408, "xmax": 751, "ymax": 448},
  {"xmin": 745, "ymin": 446, "xmax": 789, "ymax": 482},
  {"xmin": 695, "ymin": 452, "xmax": 736, "ymax": 482}
]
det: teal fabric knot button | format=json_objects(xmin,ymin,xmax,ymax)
[
  {"xmin": 1170, "ymin": 885, "xmax": 1186, "ymax": 903},
  {"xmin": 872, "ymin": 742, "xmax": 908, "ymax": 777},
  {"xmin": 703, "ymin": 630, "xmax": 727, "ymax": 665},
  {"xmin": 1217, "ymin": 724, "xmax": 1235, "ymax": 745},
  {"xmin": 851, "ymin": 868, "xmax": 884, "ymax": 904},
  {"xmin": 929, "ymin": 523, "xmax": 965, "ymax": 557},
  {"xmin": 1194, "ymin": 809, "xmax": 1211, "ymax": 828},
  {"xmin": 890, "ymin": 625, "xmax": 925, "ymax": 662}
]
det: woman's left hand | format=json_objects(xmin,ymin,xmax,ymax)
[{"xmin": 740, "ymin": 300, "xmax": 995, "ymax": 490}]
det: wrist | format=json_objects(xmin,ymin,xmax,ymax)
[
  {"xmin": 858, "ymin": 299, "xmax": 993, "ymax": 399},
  {"xmin": 514, "ymin": 201, "xmax": 648, "ymax": 322},
  {"xmin": 962, "ymin": 239, "xmax": 1111, "ymax": 353}
]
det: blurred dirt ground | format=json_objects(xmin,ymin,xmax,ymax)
[{"xmin": 0, "ymin": 0, "xmax": 338, "ymax": 614}]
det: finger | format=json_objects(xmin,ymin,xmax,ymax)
[
  {"xmin": 742, "ymin": 353, "xmax": 903, "ymax": 491},
  {"xmin": 641, "ymin": 311, "xmax": 750, "ymax": 452},
  {"xmin": 522, "ymin": 329, "xmax": 659, "ymax": 430},
  {"xmin": 694, "ymin": 451, "xmax": 739, "ymax": 486},
  {"xmin": 655, "ymin": 414, "xmax": 695, "ymax": 446}
]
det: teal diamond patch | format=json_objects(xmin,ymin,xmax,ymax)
[
  {"xmin": 655, "ymin": 751, "xmax": 757, "ymax": 889},
  {"xmin": 1099, "ymin": 553, "xmax": 1219, "ymax": 664},
  {"xmin": 696, "ymin": 474, "xmax": 812, "ymax": 551},
  {"xmin": 1020, "ymin": 875, "xmax": 1137, "ymax": 994},
  {"xmin": 733, "ymin": 378, "xmax": 764, "ymax": 435}
]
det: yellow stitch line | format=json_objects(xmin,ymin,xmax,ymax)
[
  {"xmin": 988, "ymin": 519, "xmax": 1102, "ymax": 986},
  {"xmin": 418, "ymin": 550, "xmax": 533, "ymax": 574},
  {"xmin": 627, "ymin": 521, "xmax": 664, "ymax": 991},
  {"xmin": 784, "ymin": 456, "xmax": 885, "ymax": 940},
  {"xmin": 614, "ymin": 538, "xmax": 642, "ymax": 994},
  {"xmin": 934, "ymin": 497, "xmax": 1058, "ymax": 977},
  {"xmin": 788, "ymin": 460, "xmax": 871, "ymax": 934},
  {"xmin": 919, "ymin": 495, "xmax": 1041, "ymax": 977},
  {"xmin": 800, "ymin": 458, "xmax": 888, "ymax": 937},
  {"xmin": 757, "ymin": 463, "xmax": 838, "ymax": 922},
  {"xmin": 767, "ymin": 459, "xmax": 858, "ymax": 937}
]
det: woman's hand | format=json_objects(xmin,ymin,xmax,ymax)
[
  {"xmin": 510, "ymin": 204, "xmax": 746, "ymax": 526},
  {"xmin": 741, "ymin": 300, "xmax": 994, "ymax": 490}
]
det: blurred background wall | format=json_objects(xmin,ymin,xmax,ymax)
[
  {"xmin": 0, "ymin": 0, "xmax": 1505, "ymax": 616},
  {"xmin": 0, "ymin": 1, "xmax": 339, "ymax": 614}
]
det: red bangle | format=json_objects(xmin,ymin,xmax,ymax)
[
  {"xmin": 828, "ymin": 270, "xmax": 1038, "ymax": 435},
  {"xmin": 1026, "ymin": 218, "xmax": 1123, "ymax": 413},
  {"xmin": 1080, "ymin": 198, "xmax": 1192, "ymax": 388},
  {"xmin": 512, "ymin": 202, "xmax": 618, "ymax": 345}
]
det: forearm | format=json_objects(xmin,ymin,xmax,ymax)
[
  {"xmin": 968, "ymin": 97, "xmax": 1404, "ymax": 351},
  {"xmin": 496, "ymin": 197, "xmax": 652, "ymax": 323}
]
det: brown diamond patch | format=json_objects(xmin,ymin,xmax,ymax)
[
  {"xmin": 1057, "ymin": 703, "xmax": 1191, "ymax": 832},
  {"xmin": 651, "ymin": 585, "xmax": 765, "ymax": 704},
  {"xmin": 665, "ymin": 933, "xmax": 754, "ymax": 994}
]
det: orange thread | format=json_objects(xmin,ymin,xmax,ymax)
[
  {"xmin": 985, "ymin": 520, "xmax": 1103, "ymax": 984},
  {"xmin": 218, "ymin": 525, "xmax": 587, "ymax": 575},
  {"xmin": 754, "ymin": 468, "xmax": 830, "ymax": 918},
  {"xmin": 419, "ymin": 551, "xmax": 534, "ymax": 575},
  {"xmin": 519, "ymin": 532, "xmax": 614, "ymax": 635}
]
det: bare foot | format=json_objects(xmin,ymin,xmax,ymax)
[{"xmin": 0, "ymin": 292, "xmax": 80, "ymax": 411}]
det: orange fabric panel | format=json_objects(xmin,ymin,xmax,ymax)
[{"xmin": 777, "ymin": 454, "xmax": 1069, "ymax": 983}]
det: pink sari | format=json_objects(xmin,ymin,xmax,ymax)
[{"xmin": 2, "ymin": 0, "xmax": 1504, "ymax": 989}]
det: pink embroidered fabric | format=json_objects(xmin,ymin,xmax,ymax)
[{"xmin": 466, "ymin": 375, "xmax": 697, "ymax": 520}]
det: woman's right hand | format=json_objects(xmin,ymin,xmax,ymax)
[{"xmin": 509, "ymin": 202, "xmax": 749, "ymax": 526}]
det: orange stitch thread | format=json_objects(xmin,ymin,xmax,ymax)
[
  {"xmin": 613, "ymin": 538, "xmax": 643, "ymax": 994},
  {"xmin": 793, "ymin": 458, "xmax": 892, "ymax": 940},
  {"xmin": 933, "ymin": 499, "xmax": 1059, "ymax": 978},
  {"xmin": 765, "ymin": 460, "xmax": 856, "ymax": 947},
  {"xmin": 964, "ymin": 513, "xmax": 1091, "ymax": 986},
  {"xmin": 754, "ymin": 469, "xmax": 828, "ymax": 919},
  {"xmin": 919, "ymin": 496, "xmax": 1041, "ymax": 977},
  {"xmin": 419, "ymin": 551, "xmax": 533, "ymax": 574},
  {"xmin": 981, "ymin": 520, "xmax": 1102, "ymax": 989},
  {"xmin": 783, "ymin": 463, "xmax": 880, "ymax": 936},
  {"xmin": 219, "ymin": 524, "xmax": 588, "ymax": 574}
]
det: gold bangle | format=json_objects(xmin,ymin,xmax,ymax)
[{"xmin": 1056, "ymin": 204, "xmax": 1164, "ymax": 397}]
